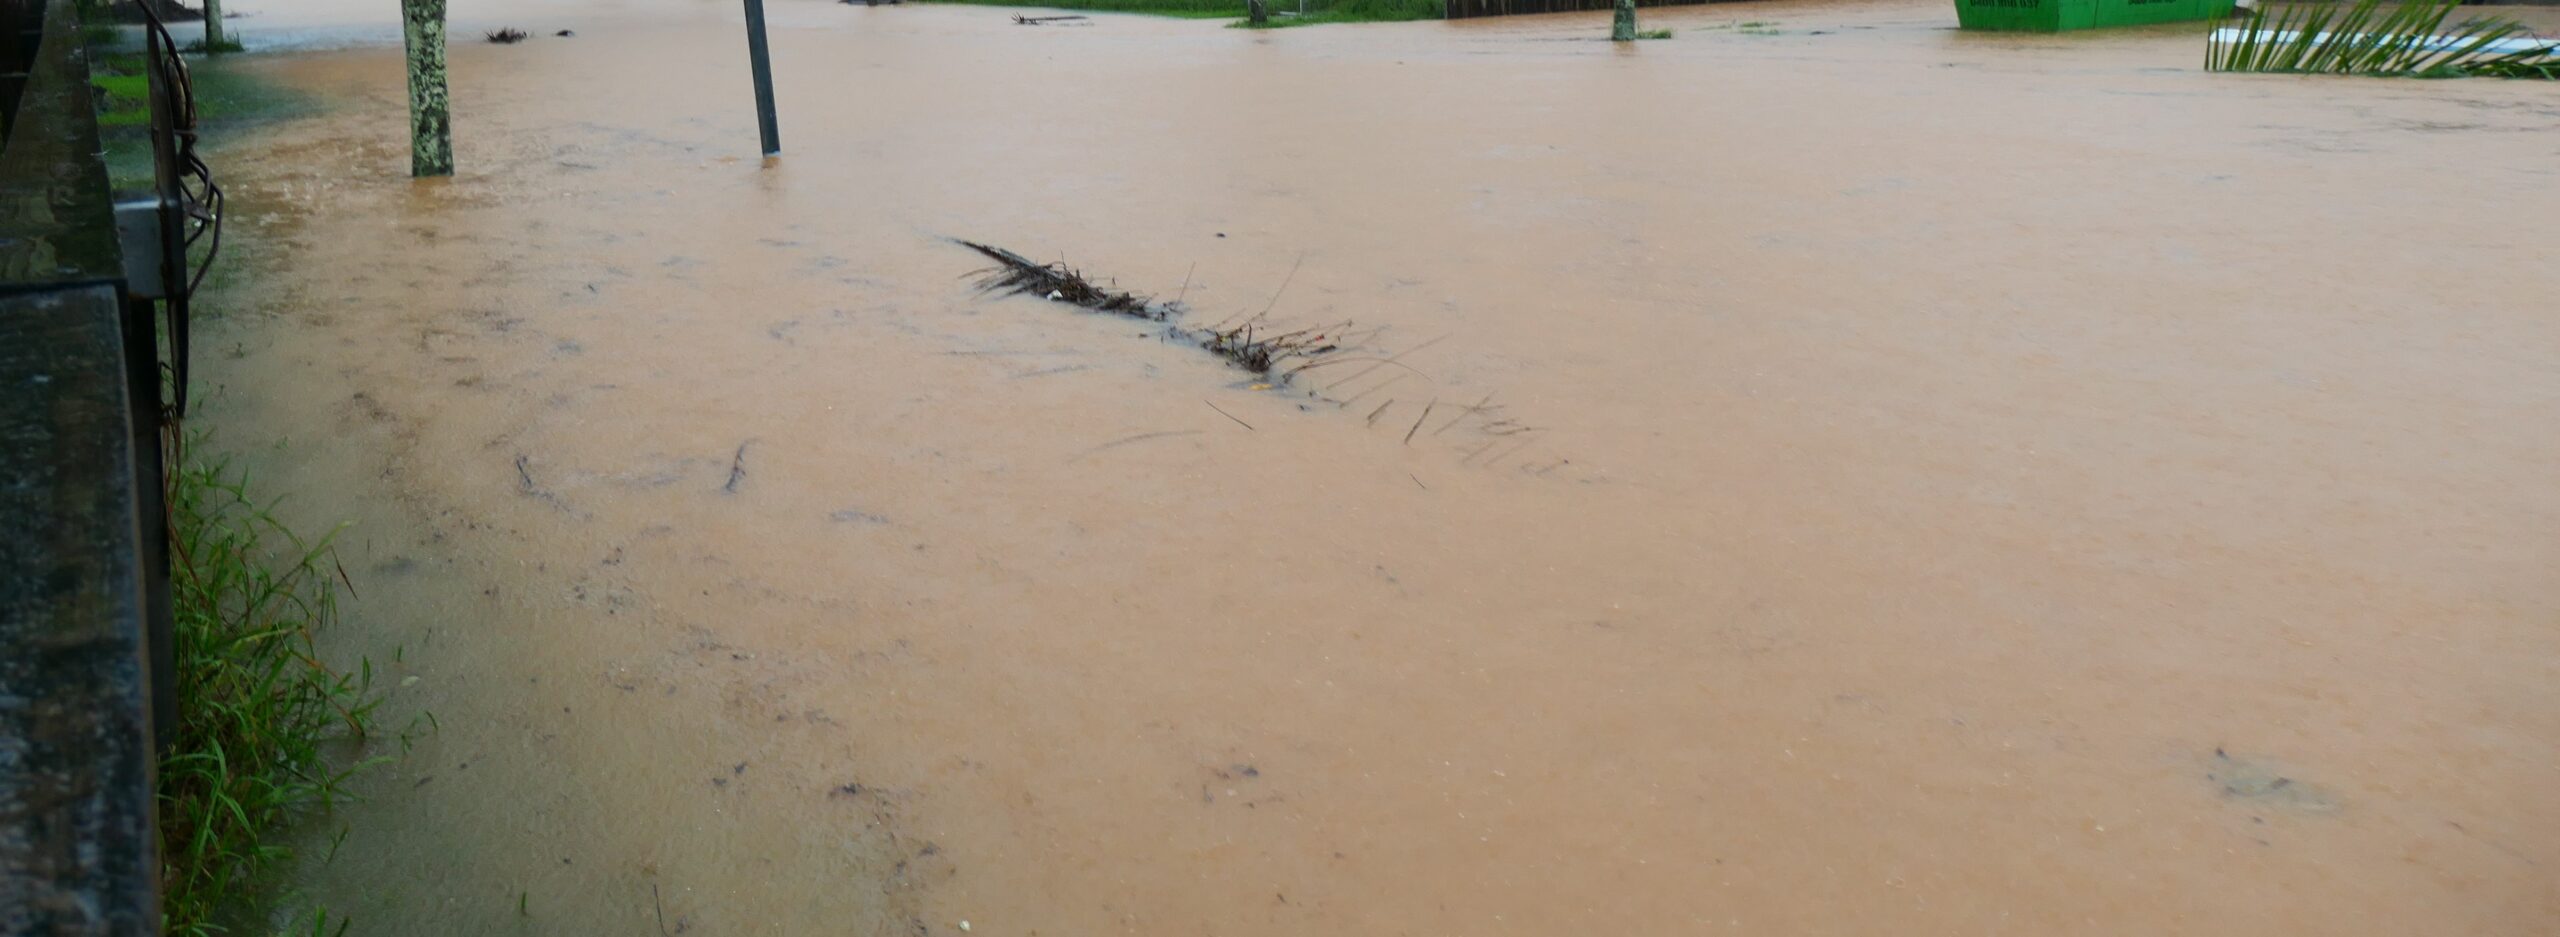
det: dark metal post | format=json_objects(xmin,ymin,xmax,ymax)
[
  {"xmin": 743, "ymin": 0, "xmax": 780, "ymax": 157},
  {"xmin": 138, "ymin": 9, "xmax": 184, "ymax": 754}
]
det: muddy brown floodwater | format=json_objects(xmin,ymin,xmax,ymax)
[{"xmin": 193, "ymin": 0, "xmax": 2559, "ymax": 933}]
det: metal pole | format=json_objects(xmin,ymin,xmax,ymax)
[
  {"xmin": 743, "ymin": 0, "xmax": 781, "ymax": 157},
  {"xmin": 139, "ymin": 16, "xmax": 183, "ymax": 755}
]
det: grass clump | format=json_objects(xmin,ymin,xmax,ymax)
[
  {"xmin": 1635, "ymin": 27, "xmax": 1672, "ymax": 39},
  {"xmin": 1236, "ymin": 0, "xmax": 1441, "ymax": 27},
  {"xmin": 2208, "ymin": 0, "xmax": 2558, "ymax": 78},
  {"xmin": 81, "ymin": 32, "xmax": 314, "ymax": 188},
  {"xmin": 909, "ymin": 0, "xmax": 1438, "ymax": 25},
  {"xmin": 91, "ymin": 68, "xmax": 152, "ymax": 126},
  {"xmin": 159, "ymin": 444, "xmax": 383, "ymax": 937}
]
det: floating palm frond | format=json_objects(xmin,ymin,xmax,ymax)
[
  {"xmin": 955, "ymin": 239, "xmax": 1355, "ymax": 380},
  {"xmin": 957, "ymin": 239, "xmax": 1165, "ymax": 320},
  {"xmin": 2208, "ymin": 0, "xmax": 2559, "ymax": 78}
]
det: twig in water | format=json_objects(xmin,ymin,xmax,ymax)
[
  {"xmin": 1435, "ymin": 392, "xmax": 1496, "ymax": 437},
  {"xmin": 723, "ymin": 442, "xmax": 751, "ymax": 494},
  {"xmin": 1410, "ymin": 473, "xmax": 1428, "ymax": 490},
  {"xmin": 1260, "ymin": 252, "xmax": 1306, "ymax": 317},
  {"xmin": 1303, "ymin": 333, "xmax": 1447, "ymax": 383},
  {"xmin": 1404, "ymin": 399, "xmax": 1437, "ymax": 446},
  {"xmin": 1479, "ymin": 437, "xmax": 1537, "ymax": 469},
  {"xmin": 1081, "ymin": 429, "xmax": 1205, "ymax": 458},
  {"xmin": 1204, "ymin": 400, "xmax": 1255, "ymax": 431},
  {"xmin": 652, "ymin": 883, "xmax": 670, "ymax": 937},
  {"xmin": 1337, "ymin": 373, "xmax": 1408, "ymax": 408},
  {"xmin": 1365, "ymin": 399, "xmax": 1395, "ymax": 427},
  {"xmin": 513, "ymin": 454, "xmax": 579, "ymax": 514},
  {"xmin": 1174, "ymin": 262, "xmax": 1195, "ymax": 307}
]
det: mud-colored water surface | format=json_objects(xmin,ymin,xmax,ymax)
[{"xmin": 192, "ymin": 1, "xmax": 2559, "ymax": 933}]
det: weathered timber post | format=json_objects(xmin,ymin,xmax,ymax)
[
  {"xmin": 1612, "ymin": 0, "xmax": 1636, "ymax": 40},
  {"xmin": 1249, "ymin": 0, "xmax": 1268, "ymax": 26},
  {"xmin": 401, "ymin": 0, "xmax": 453, "ymax": 176}
]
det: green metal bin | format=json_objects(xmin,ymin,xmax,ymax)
[{"xmin": 1956, "ymin": 0, "xmax": 2234, "ymax": 31}]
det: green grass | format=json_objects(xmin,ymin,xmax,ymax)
[
  {"xmin": 160, "ymin": 443, "xmax": 384, "ymax": 937},
  {"xmin": 69, "ymin": 13, "xmax": 387, "ymax": 935},
  {"xmin": 92, "ymin": 69, "xmax": 151, "ymax": 126},
  {"xmin": 912, "ymin": 0, "xmax": 1243, "ymax": 18},
  {"xmin": 911, "ymin": 0, "xmax": 1439, "ymax": 26},
  {"xmin": 84, "ymin": 39, "xmax": 316, "ymax": 189},
  {"xmin": 1239, "ymin": 0, "xmax": 1440, "ymax": 28},
  {"xmin": 1635, "ymin": 27, "xmax": 1672, "ymax": 39}
]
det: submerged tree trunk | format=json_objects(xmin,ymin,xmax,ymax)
[
  {"xmin": 1248, "ymin": 0, "xmax": 1268, "ymax": 27},
  {"xmin": 401, "ymin": 0, "xmax": 453, "ymax": 177},
  {"xmin": 201, "ymin": 0, "xmax": 225, "ymax": 50},
  {"xmin": 1612, "ymin": 0, "xmax": 1636, "ymax": 40}
]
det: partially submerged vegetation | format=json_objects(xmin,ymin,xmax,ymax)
[
  {"xmin": 161, "ymin": 444, "xmax": 383, "ymax": 937},
  {"xmin": 2209, "ymin": 0, "xmax": 2558, "ymax": 78},
  {"xmin": 1237, "ymin": 0, "xmax": 1441, "ymax": 28},
  {"xmin": 914, "ymin": 0, "xmax": 1242, "ymax": 19},
  {"xmin": 959, "ymin": 241, "xmax": 1170, "ymax": 319},
  {"xmin": 71, "ymin": 26, "xmax": 382, "ymax": 932},
  {"xmin": 958, "ymin": 240, "xmax": 1362, "ymax": 381},
  {"xmin": 911, "ymin": 0, "xmax": 1439, "ymax": 26},
  {"xmin": 85, "ymin": 39, "xmax": 311, "ymax": 186}
]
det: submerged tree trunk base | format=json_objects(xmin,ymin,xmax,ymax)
[
  {"xmin": 402, "ymin": 0, "xmax": 454, "ymax": 177},
  {"xmin": 1612, "ymin": 0, "xmax": 1637, "ymax": 41}
]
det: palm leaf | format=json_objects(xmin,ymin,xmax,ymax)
[{"xmin": 2208, "ymin": 0, "xmax": 2557, "ymax": 78}]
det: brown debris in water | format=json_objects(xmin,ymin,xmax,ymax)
[
  {"xmin": 722, "ymin": 441, "xmax": 752, "ymax": 494},
  {"xmin": 958, "ymin": 240, "xmax": 1165, "ymax": 321},
  {"xmin": 955, "ymin": 239, "xmax": 1352, "ymax": 381},
  {"xmin": 1199, "ymin": 315, "xmax": 1344, "ymax": 375},
  {"xmin": 487, "ymin": 28, "xmax": 530, "ymax": 44}
]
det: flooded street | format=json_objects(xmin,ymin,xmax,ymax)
[{"xmin": 192, "ymin": 0, "xmax": 2559, "ymax": 933}]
